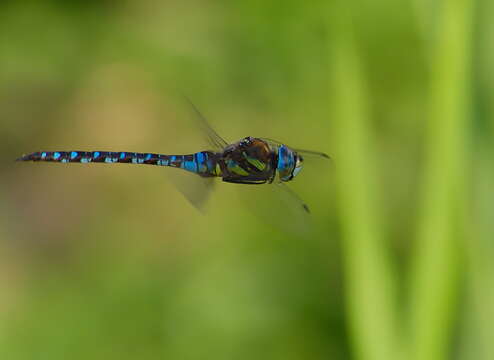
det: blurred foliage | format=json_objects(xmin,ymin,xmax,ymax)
[{"xmin": 0, "ymin": 0, "xmax": 490, "ymax": 359}]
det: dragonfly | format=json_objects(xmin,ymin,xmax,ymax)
[{"xmin": 17, "ymin": 99, "xmax": 330, "ymax": 217}]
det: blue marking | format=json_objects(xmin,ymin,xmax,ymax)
[
  {"xmin": 53, "ymin": 152, "xmax": 61, "ymax": 160},
  {"xmin": 196, "ymin": 152, "xmax": 206, "ymax": 172},
  {"xmin": 157, "ymin": 155, "xmax": 164, "ymax": 166},
  {"xmin": 183, "ymin": 161, "xmax": 197, "ymax": 172},
  {"xmin": 159, "ymin": 157, "xmax": 169, "ymax": 166},
  {"xmin": 145, "ymin": 153, "xmax": 152, "ymax": 161},
  {"xmin": 105, "ymin": 157, "xmax": 112, "ymax": 163},
  {"xmin": 41, "ymin": 152, "xmax": 47, "ymax": 159},
  {"xmin": 93, "ymin": 151, "xmax": 100, "ymax": 158},
  {"xmin": 70, "ymin": 151, "xmax": 78, "ymax": 159},
  {"xmin": 81, "ymin": 157, "xmax": 90, "ymax": 163},
  {"xmin": 133, "ymin": 154, "xmax": 144, "ymax": 164},
  {"xmin": 120, "ymin": 152, "xmax": 126, "ymax": 159},
  {"xmin": 61, "ymin": 159, "xmax": 68, "ymax": 163},
  {"xmin": 169, "ymin": 155, "xmax": 177, "ymax": 166}
]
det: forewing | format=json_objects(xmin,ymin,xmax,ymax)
[
  {"xmin": 260, "ymin": 137, "xmax": 331, "ymax": 161},
  {"xmin": 182, "ymin": 95, "xmax": 229, "ymax": 152}
]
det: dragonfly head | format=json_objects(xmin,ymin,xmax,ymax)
[{"xmin": 277, "ymin": 145, "xmax": 304, "ymax": 182}]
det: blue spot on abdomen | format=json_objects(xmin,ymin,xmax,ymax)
[
  {"xmin": 183, "ymin": 160, "xmax": 197, "ymax": 172},
  {"xmin": 196, "ymin": 152, "xmax": 206, "ymax": 172}
]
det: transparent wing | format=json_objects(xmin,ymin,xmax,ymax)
[
  {"xmin": 235, "ymin": 181, "xmax": 313, "ymax": 237},
  {"xmin": 182, "ymin": 95, "xmax": 229, "ymax": 152},
  {"xmin": 277, "ymin": 182, "xmax": 311, "ymax": 213},
  {"xmin": 161, "ymin": 96, "xmax": 228, "ymax": 210},
  {"xmin": 166, "ymin": 171, "xmax": 215, "ymax": 212},
  {"xmin": 260, "ymin": 137, "xmax": 331, "ymax": 161}
]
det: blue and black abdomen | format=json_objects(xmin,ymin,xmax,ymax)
[
  {"xmin": 17, "ymin": 150, "xmax": 219, "ymax": 176},
  {"xmin": 18, "ymin": 151, "xmax": 167, "ymax": 165}
]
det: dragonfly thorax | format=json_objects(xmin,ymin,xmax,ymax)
[
  {"xmin": 216, "ymin": 137, "xmax": 302, "ymax": 185},
  {"xmin": 217, "ymin": 137, "xmax": 276, "ymax": 184}
]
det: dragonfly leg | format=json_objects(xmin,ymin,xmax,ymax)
[{"xmin": 222, "ymin": 177, "xmax": 267, "ymax": 185}]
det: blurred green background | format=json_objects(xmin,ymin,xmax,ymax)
[{"xmin": 0, "ymin": 0, "xmax": 491, "ymax": 359}]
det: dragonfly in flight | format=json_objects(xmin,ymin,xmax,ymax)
[{"xmin": 17, "ymin": 99, "xmax": 330, "ymax": 216}]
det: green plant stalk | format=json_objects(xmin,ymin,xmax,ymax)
[
  {"xmin": 461, "ymin": 1, "xmax": 494, "ymax": 355},
  {"xmin": 463, "ymin": 152, "xmax": 494, "ymax": 360},
  {"xmin": 410, "ymin": 0, "xmax": 473, "ymax": 359},
  {"xmin": 329, "ymin": 9, "xmax": 401, "ymax": 360}
]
